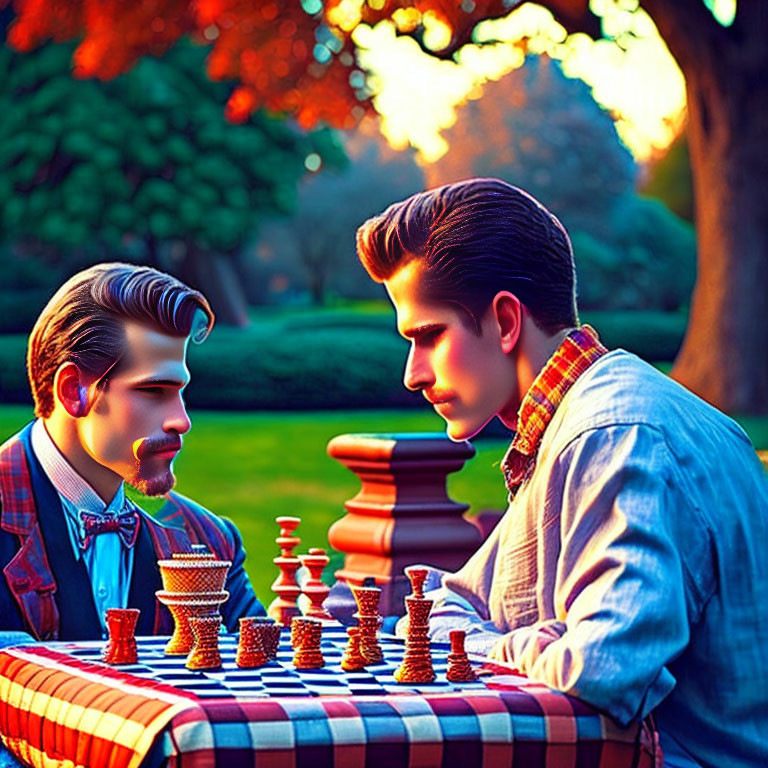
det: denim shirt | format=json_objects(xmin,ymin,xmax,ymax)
[{"xmin": 419, "ymin": 351, "xmax": 768, "ymax": 768}]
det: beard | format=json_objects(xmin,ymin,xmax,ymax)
[
  {"xmin": 129, "ymin": 434, "xmax": 182, "ymax": 496},
  {"xmin": 127, "ymin": 460, "xmax": 176, "ymax": 496}
]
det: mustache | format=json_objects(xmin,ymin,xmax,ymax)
[{"xmin": 135, "ymin": 435, "xmax": 182, "ymax": 459}]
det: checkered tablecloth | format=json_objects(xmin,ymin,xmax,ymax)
[{"xmin": 0, "ymin": 637, "xmax": 660, "ymax": 768}]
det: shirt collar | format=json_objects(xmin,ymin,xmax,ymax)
[
  {"xmin": 501, "ymin": 324, "xmax": 608, "ymax": 495},
  {"xmin": 31, "ymin": 418, "xmax": 125, "ymax": 514}
]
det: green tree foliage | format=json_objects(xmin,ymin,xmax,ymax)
[{"xmin": 0, "ymin": 39, "xmax": 346, "ymax": 325}]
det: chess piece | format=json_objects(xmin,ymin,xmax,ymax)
[
  {"xmin": 102, "ymin": 608, "xmax": 140, "ymax": 664},
  {"xmin": 403, "ymin": 566, "xmax": 428, "ymax": 599},
  {"xmin": 351, "ymin": 585, "xmax": 383, "ymax": 664},
  {"xmin": 394, "ymin": 568, "xmax": 436, "ymax": 683},
  {"xmin": 261, "ymin": 621, "xmax": 282, "ymax": 661},
  {"xmin": 291, "ymin": 617, "xmax": 324, "ymax": 669},
  {"xmin": 300, "ymin": 548, "xmax": 332, "ymax": 620},
  {"xmin": 446, "ymin": 629, "xmax": 477, "ymax": 682},
  {"xmin": 340, "ymin": 626, "xmax": 367, "ymax": 671},
  {"xmin": 155, "ymin": 590, "xmax": 229, "ymax": 655},
  {"xmin": 186, "ymin": 615, "xmax": 223, "ymax": 670},
  {"xmin": 268, "ymin": 517, "xmax": 303, "ymax": 626},
  {"xmin": 236, "ymin": 617, "xmax": 269, "ymax": 668}
]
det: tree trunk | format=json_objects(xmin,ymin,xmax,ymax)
[{"xmin": 643, "ymin": 1, "xmax": 768, "ymax": 413}]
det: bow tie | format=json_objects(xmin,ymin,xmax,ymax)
[{"xmin": 79, "ymin": 508, "xmax": 140, "ymax": 551}]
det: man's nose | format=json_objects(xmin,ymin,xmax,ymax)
[
  {"xmin": 404, "ymin": 346, "xmax": 434, "ymax": 391},
  {"xmin": 164, "ymin": 394, "xmax": 191, "ymax": 435}
]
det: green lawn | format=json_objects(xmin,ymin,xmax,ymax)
[{"xmin": 0, "ymin": 406, "xmax": 510, "ymax": 602}]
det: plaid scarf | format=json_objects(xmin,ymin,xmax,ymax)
[{"xmin": 501, "ymin": 325, "xmax": 608, "ymax": 496}]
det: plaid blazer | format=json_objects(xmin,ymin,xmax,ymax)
[{"xmin": 0, "ymin": 424, "xmax": 263, "ymax": 641}]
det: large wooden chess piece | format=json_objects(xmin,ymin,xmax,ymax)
[
  {"xmin": 102, "ymin": 608, "xmax": 140, "ymax": 664},
  {"xmin": 327, "ymin": 433, "xmax": 481, "ymax": 615},
  {"xmin": 268, "ymin": 517, "xmax": 303, "ymax": 626}
]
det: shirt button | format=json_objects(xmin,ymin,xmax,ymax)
[{"xmin": 98, "ymin": 586, "xmax": 108, "ymax": 597}]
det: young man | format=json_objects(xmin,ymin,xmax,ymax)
[
  {"xmin": 0, "ymin": 263, "xmax": 263, "ymax": 644},
  {"xmin": 356, "ymin": 179, "xmax": 768, "ymax": 768}
]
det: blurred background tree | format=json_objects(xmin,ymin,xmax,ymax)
[
  {"xmin": 250, "ymin": 125, "xmax": 425, "ymax": 306},
  {"xmin": 0, "ymin": 37, "xmax": 346, "ymax": 326}
]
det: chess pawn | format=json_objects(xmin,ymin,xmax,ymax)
[
  {"xmin": 236, "ymin": 617, "xmax": 268, "ymax": 668},
  {"xmin": 186, "ymin": 615, "xmax": 222, "ymax": 670},
  {"xmin": 446, "ymin": 629, "xmax": 477, "ymax": 682},
  {"xmin": 341, "ymin": 626, "xmax": 367, "ymax": 671},
  {"xmin": 102, "ymin": 608, "xmax": 140, "ymax": 664}
]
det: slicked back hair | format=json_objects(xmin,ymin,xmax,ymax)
[
  {"xmin": 356, "ymin": 178, "xmax": 578, "ymax": 334},
  {"xmin": 28, "ymin": 263, "xmax": 214, "ymax": 418}
]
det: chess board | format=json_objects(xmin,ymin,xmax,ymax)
[{"xmin": 51, "ymin": 625, "xmax": 493, "ymax": 700}]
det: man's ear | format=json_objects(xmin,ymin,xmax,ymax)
[
  {"xmin": 491, "ymin": 292, "xmax": 522, "ymax": 355},
  {"xmin": 54, "ymin": 362, "xmax": 89, "ymax": 418}
]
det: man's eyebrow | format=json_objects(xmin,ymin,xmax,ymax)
[{"xmin": 400, "ymin": 323, "xmax": 442, "ymax": 339}]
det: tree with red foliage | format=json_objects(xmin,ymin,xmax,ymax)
[{"xmin": 3, "ymin": 0, "xmax": 766, "ymax": 412}]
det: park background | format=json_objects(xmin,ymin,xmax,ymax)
[{"xmin": 1, "ymin": 1, "xmax": 766, "ymax": 601}]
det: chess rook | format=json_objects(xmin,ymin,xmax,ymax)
[
  {"xmin": 292, "ymin": 617, "xmax": 324, "ymax": 669},
  {"xmin": 446, "ymin": 629, "xmax": 477, "ymax": 682},
  {"xmin": 352, "ymin": 585, "xmax": 384, "ymax": 664},
  {"xmin": 187, "ymin": 615, "xmax": 223, "ymax": 670},
  {"xmin": 236, "ymin": 617, "xmax": 270, "ymax": 668},
  {"xmin": 268, "ymin": 517, "xmax": 303, "ymax": 626},
  {"xmin": 102, "ymin": 608, "xmax": 140, "ymax": 664}
]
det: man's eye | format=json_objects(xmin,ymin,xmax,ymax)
[
  {"xmin": 420, "ymin": 328, "xmax": 443, "ymax": 344},
  {"xmin": 138, "ymin": 387, "xmax": 163, "ymax": 395}
]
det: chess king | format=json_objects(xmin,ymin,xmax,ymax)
[
  {"xmin": 0, "ymin": 263, "xmax": 264, "ymax": 643},
  {"xmin": 356, "ymin": 179, "xmax": 768, "ymax": 768}
]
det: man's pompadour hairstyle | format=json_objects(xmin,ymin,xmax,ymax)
[
  {"xmin": 356, "ymin": 178, "xmax": 578, "ymax": 333},
  {"xmin": 28, "ymin": 262, "xmax": 214, "ymax": 418}
]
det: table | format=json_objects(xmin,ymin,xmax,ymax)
[{"xmin": 0, "ymin": 627, "xmax": 660, "ymax": 768}]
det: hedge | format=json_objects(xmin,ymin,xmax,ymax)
[{"xmin": 0, "ymin": 309, "xmax": 686, "ymax": 408}]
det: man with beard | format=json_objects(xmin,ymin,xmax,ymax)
[{"xmin": 0, "ymin": 263, "xmax": 263, "ymax": 643}]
